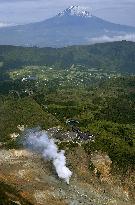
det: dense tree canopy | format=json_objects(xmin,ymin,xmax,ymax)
[{"xmin": 0, "ymin": 41, "xmax": 135, "ymax": 74}]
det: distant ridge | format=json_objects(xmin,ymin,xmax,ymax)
[{"xmin": 0, "ymin": 41, "xmax": 135, "ymax": 74}]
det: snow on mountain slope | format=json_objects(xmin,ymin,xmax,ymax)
[{"xmin": 58, "ymin": 5, "xmax": 92, "ymax": 18}]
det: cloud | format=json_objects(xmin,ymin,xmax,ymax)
[
  {"xmin": 90, "ymin": 34, "xmax": 135, "ymax": 44},
  {"xmin": 0, "ymin": 21, "xmax": 14, "ymax": 28},
  {"xmin": 0, "ymin": 0, "xmax": 36, "ymax": 2}
]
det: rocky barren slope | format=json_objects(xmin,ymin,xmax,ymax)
[{"xmin": 0, "ymin": 129, "xmax": 135, "ymax": 205}]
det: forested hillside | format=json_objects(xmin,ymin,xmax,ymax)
[
  {"xmin": 0, "ymin": 42, "xmax": 135, "ymax": 204},
  {"xmin": 0, "ymin": 41, "xmax": 135, "ymax": 171},
  {"xmin": 0, "ymin": 68, "xmax": 135, "ymax": 170},
  {"xmin": 0, "ymin": 41, "xmax": 135, "ymax": 74}
]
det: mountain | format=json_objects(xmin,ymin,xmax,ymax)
[{"xmin": 0, "ymin": 5, "xmax": 135, "ymax": 47}]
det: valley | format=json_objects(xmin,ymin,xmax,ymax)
[{"xmin": 0, "ymin": 41, "xmax": 135, "ymax": 205}]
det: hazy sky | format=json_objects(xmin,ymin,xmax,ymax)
[{"xmin": 0, "ymin": 0, "xmax": 135, "ymax": 27}]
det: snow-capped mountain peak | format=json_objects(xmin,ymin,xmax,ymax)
[{"xmin": 58, "ymin": 5, "xmax": 92, "ymax": 18}]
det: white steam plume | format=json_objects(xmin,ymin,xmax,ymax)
[{"xmin": 24, "ymin": 128, "xmax": 72, "ymax": 184}]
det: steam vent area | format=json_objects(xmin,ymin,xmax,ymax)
[{"xmin": 0, "ymin": 127, "xmax": 135, "ymax": 205}]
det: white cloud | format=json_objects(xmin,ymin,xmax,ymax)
[
  {"xmin": 90, "ymin": 34, "xmax": 135, "ymax": 44},
  {"xmin": 0, "ymin": 22, "xmax": 14, "ymax": 28}
]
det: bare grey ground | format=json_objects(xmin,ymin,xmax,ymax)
[{"xmin": 0, "ymin": 147, "xmax": 135, "ymax": 205}]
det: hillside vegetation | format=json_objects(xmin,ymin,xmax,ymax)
[
  {"xmin": 0, "ymin": 41, "xmax": 135, "ymax": 74},
  {"xmin": 0, "ymin": 42, "xmax": 135, "ymax": 204},
  {"xmin": 0, "ymin": 65, "xmax": 135, "ymax": 171}
]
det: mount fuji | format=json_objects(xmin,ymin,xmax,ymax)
[{"xmin": 0, "ymin": 5, "xmax": 135, "ymax": 47}]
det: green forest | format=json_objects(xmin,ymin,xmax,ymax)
[
  {"xmin": 0, "ymin": 42, "xmax": 135, "ymax": 173},
  {"xmin": 0, "ymin": 41, "xmax": 135, "ymax": 204},
  {"xmin": 0, "ymin": 41, "xmax": 135, "ymax": 76}
]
